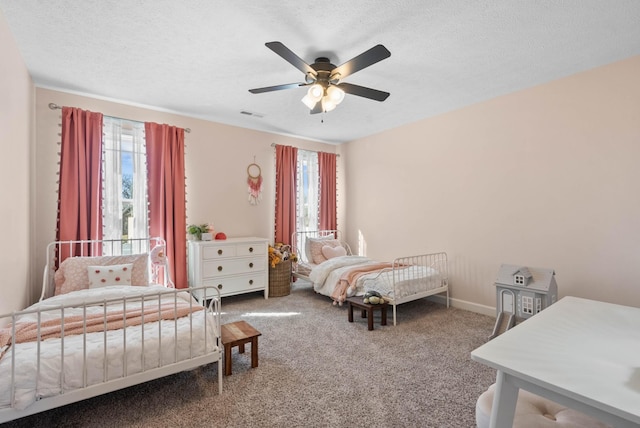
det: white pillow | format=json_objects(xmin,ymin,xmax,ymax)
[
  {"xmin": 87, "ymin": 263, "xmax": 133, "ymax": 288},
  {"xmin": 321, "ymin": 245, "xmax": 347, "ymax": 260}
]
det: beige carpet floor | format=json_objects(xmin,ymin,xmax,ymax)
[{"xmin": 3, "ymin": 281, "xmax": 496, "ymax": 428}]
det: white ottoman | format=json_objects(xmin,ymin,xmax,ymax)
[{"xmin": 476, "ymin": 384, "xmax": 612, "ymax": 428}]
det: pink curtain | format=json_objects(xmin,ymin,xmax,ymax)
[
  {"xmin": 275, "ymin": 144, "xmax": 298, "ymax": 245},
  {"xmin": 318, "ymin": 152, "xmax": 337, "ymax": 231},
  {"xmin": 145, "ymin": 122, "xmax": 187, "ymax": 288},
  {"xmin": 56, "ymin": 107, "xmax": 104, "ymax": 261}
]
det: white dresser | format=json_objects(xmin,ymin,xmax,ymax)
[{"xmin": 188, "ymin": 237, "xmax": 269, "ymax": 300}]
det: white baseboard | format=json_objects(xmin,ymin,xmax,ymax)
[
  {"xmin": 295, "ymin": 278, "xmax": 497, "ymax": 318},
  {"xmin": 428, "ymin": 295, "xmax": 496, "ymax": 318}
]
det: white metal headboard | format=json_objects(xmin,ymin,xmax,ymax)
[{"xmin": 41, "ymin": 237, "xmax": 171, "ymax": 301}]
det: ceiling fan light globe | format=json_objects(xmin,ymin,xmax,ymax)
[
  {"xmin": 322, "ymin": 96, "xmax": 337, "ymax": 112},
  {"xmin": 301, "ymin": 94, "xmax": 317, "ymax": 110},
  {"xmin": 327, "ymin": 86, "xmax": 345, "ymax": 105},
  {"xmin": 308, "ymin": 84, "xmax": 324, "ymax": 101}
]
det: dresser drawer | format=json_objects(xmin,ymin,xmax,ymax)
[
  {"xmin": 202, "ymin": 257, "xmax": 266, "ymax": 278},
  {"xmin": 236, "ymin": 242, "xmax": 266, "ymax": 256},
  {"xmin": 202, "ymin": 274, "xmax": 266, "ymax": 297},
  {"xmin": 202, "ymin": 244, "xmax": 237, "ymax": 259}
]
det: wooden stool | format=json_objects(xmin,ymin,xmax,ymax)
[
  {"xmin": 346, "ymin": 296, "xmax": 388, "ymax": 331},
  {"xmin": 220, "ymin": 320, "xmax": 262, "ymax": 376}
]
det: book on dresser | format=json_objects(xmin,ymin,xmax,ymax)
[{"xmin": 187, "ymin": 237, "xmax": 269, "ymax": 300}]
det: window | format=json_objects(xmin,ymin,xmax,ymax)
[
  {"xmin": 102, "ymin": 118, "xmax": 148, "ymax": 252},
  {"xmin": 521, "ymin": 295, "xmax": 533, "ymax": 315},
  {"xmin": 296, "ymin": 150, "xmax": 319, "ymax": 233}
]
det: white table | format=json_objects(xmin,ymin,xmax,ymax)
[{"xmin": 471, "ymin": 296, "xmax": 640, "ymax": 428}]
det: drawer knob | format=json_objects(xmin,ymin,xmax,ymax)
[
  {"xmin": 217, "ymin": 284, "xmax": 223, "ymax": 289},
  {"xmin": 249, "ymin": 262, "xmax": 254, "ymax": 268},
  {"xmin": 218, "ymin": 249, "xmax": 223, "ymax": 255},
  {"xmin": 249, "ymin": 279, "xmax": 254, "ymax": 285},
  {"xmin": 218, "ymin": 266, "xmax": 223, "ymax": 272},
  {"xmin": 249, "ymin": 247, "xmax": 254, "ymax": 252}
]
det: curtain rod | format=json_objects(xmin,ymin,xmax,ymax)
[
  {"xmin": 271, "ymin": 142, "xmax": 339, "ymax": 157},
  {"xmin": 48, "ymin": 103, "xmax": 191, "ymax": 133}
]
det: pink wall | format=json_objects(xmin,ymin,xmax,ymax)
[
  {"xmin": 0, "ymin": 10, "xmax": 34, "ymax": 316},
  {"xmin": 342, "ymin": 56, "xmax": 640, "ymax": 313}
]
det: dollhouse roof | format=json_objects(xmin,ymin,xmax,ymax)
[
  {"xmin": 495, "ymin": 264, "xmax": 556, "ymax": 292},
  {"xmin": 513, "ymin": 267, "xmax": 532, "ymax": 279}
]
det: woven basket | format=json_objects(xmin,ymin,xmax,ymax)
[{"xmin": 269, "ymin": 259, "xmax": 292, "ymax": 297}]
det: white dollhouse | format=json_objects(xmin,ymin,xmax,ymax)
[{"xmin": 489, "ymin": 264, "xmax": 558, "ymax": 339}]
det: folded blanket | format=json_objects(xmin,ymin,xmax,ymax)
[{"xmin": 331, "ymin": 262, "xmax": 395, "ymax": 303}]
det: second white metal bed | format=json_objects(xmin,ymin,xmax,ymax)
[{"xmin": 292, "ymin": 230, "xmax": 449, "ymax": 325}]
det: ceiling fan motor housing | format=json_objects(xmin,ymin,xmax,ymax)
[{"xmin": 311, "ymin": 57, "xmax": 338, "ymax": 85}]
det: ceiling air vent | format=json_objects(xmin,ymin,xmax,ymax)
[{"xmin": 240, "ymin": 110, "xmax": 264, "ymax": 118}]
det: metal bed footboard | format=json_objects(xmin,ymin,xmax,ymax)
[
  {"xmin": 365, "ymin": 252, "xmax": 449, "ymax": 326},
  {"xmin": 0, "ymin": 285, "xmax": 222, "ymax": 424}
]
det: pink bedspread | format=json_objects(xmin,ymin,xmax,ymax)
[{"xmin": 331, "ymin": 262, "xmax": 394, "ymax": 303}]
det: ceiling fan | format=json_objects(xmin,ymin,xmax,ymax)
[{"xmin": 249, "ymin": 41, "xmax": 391, "ymax": 114}]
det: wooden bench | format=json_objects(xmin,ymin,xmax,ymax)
[
  {"xmin": 220, "ymin": 320, "xmax": 262, "ymax": 376},
  {"xmin": 346, "ymin": 296, "xmax": 388, "ymax": 331}
]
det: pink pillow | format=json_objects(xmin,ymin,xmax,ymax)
[
  {"xmin": 321, "ymin": 245, "xmax": 346, "ymax": 260},
  {"xmin": 54, "ymin": 254, "xmax": 149, "ymax": 295},
  {"xmin": 304, "ymin": 236, "xmax": 335, "ymax": 263},
  {"xmin": 309, "ymin": 238, "xmax": 342, "ymax": 264}
]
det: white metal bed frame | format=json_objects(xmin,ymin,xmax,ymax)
[
  {"xmin": 366, "ymin": 252, "xmax": 449, "ymax": 326},
  {"xmin": 0, "ymin": 238, "xmax": 222, "ymax": 424},
  {"xmin": 292, "ymin": 231, "xmax": 449, "ymax": 325}
]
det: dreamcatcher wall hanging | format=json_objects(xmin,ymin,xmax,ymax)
[{"xmin": 247, "ymin": 160, "xmax": 263, "ymax": 205}]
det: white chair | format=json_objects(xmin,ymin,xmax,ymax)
[{"xmin": 476, "ymin": 383, "xmax": 612, "ymax": 428}]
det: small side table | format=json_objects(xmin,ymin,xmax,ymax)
[
  {"xmin": 221, "ymin": 320, "xmax": 262, "ymax": 376},
  {"xmin": 346, "ymin": 296, "xmax": 388, "ymax": 331}
]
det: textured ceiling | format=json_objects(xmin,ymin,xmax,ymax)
[{"xmin": 1, "ymin": 1, "xmax": 640, "ymax": 144}]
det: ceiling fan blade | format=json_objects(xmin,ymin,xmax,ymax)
[
  {"xmin": 266, "ymin": 41, "xmax": 316, "ymax": 77},
  {"xmin": 331, "ymin": 45, "xmax": 391, "ymax": 80},
  {"xmin": 249, "ymin": 82, "xmax": 305, "ymax": 94},
  {"xmin": 338, "ymin": 82, "xmax": 390, "ymax": 102}
]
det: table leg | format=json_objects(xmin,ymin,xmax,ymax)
[
  {"xmin": 348, "ymin": 302, "xmax": 354, "ymax": 322},
  {"xmin": 367, "ymin": 309, "xmax": 374, "ymax": 331},
  {"xmin": 251, "ymin": 337, "xmax": 259, "ymax": 368},
  {"xmin": 381, "ymin": 305, "xmax": 387, "ymax": 326},
  {"xmin": 224, "ymin": 344, "xmax": 232, "ymax": 376},
  {"xmin": 490, "ymin": 371, "xmax": 518, "ymax": 428},
  {"xmin": 361, "ymin": 309, "xmax": 366, "ymax": 318},
  {"xmin": 239, "ymin": 343, "xmax": 245, "ymax": 354}
]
